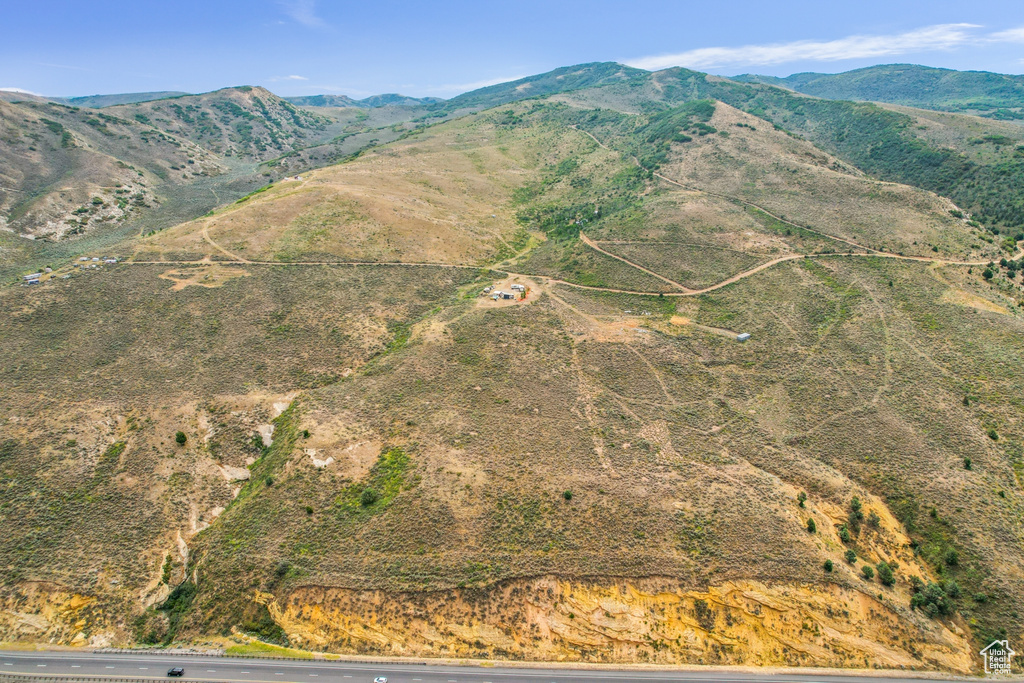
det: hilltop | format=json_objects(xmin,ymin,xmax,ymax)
[{"xmin": 0, "ymin": 63, "xmax": 1023, "ymax": 673}]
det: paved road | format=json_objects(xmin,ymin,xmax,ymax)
[{"xmin": 0, "ymin": 650, "xmax": 968, "ymax": 683}]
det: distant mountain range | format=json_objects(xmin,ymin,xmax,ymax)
[{"xmin": 732, "ymin": 64, "xmax": 1024, "ymax": 118}]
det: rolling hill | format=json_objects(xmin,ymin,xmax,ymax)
[{"xmin": 1, "ymin": 64, "xmax": 1023, "ymax": 674}]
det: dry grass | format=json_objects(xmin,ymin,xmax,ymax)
[
  {"xmin": 140, "ymin": 107, "xmax": 620, "ymax": 266},
  {"xmin": 659, "ymin": 103, "xmax": 992, "ymax": 259}
]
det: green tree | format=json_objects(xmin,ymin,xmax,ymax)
[
  {"xmin": 876, "ymin": 561, "xmax": 895, "ymax": 586},
  {"xmin": 823, "ymin": 559, "xmax": 834, "ymax": 572},
  {"xmin": 797, "ymin": 491, "xmax": 807, "ymax": 508},
  {"xmin": 845, "ymin": 549, "xmax": 857, "ymax": 564},
  {"xmin": 963, "ymin": 457, "xmax": 972, "ymax": 470},
  {"xmin": 806, "ymin": 518, "xmax": 816, "ymax": 533},
  {"xmin": 174, "ymin": 431, "xmax": 187, "ymax": 446},
  {"xmin": 562, "ymin": 490, "xmax": 573, "ymax": 501},
  {"xmin": 360, "ymin": 487, "xmax": 379, "ymax": 506},
  {"xmin": 861, "ymin": 565, "xmax": 875, "ymax": 580}
]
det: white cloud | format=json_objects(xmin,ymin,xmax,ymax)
[
  {"xmin": 269, "ymin": 75, "xmax": 309, "ymax": 82},
  {"xmin": 989, "ymin": 26, "xmax": 1024, "ymax": 43},
  {"xmin": 0, "ymin": 87, "xmax": 43, "ymax": 95},
  {"xmin": 626, "ymin": 23, "xmax": 983, "ymax": 71},
  {"xmin": 278, "ymin": 0, "xmax": 327, "ymax": 28}
]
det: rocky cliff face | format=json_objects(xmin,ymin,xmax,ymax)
[{"xmin": 258, "ymin": 577, "xmax": 974, "ymax": 671}]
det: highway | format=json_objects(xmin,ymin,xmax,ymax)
[{"xmin": 0, "ymin": 650, "xmax": 969, "ymax": 683}]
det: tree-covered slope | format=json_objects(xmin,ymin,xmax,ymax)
[{"xmin": 732, "ymin": 64, "xmax": 1024, "ymax": 119}]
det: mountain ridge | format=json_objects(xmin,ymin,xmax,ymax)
[{"xmin": 731, "ymin": 63, "xmax": 1024, "ymax": 119}]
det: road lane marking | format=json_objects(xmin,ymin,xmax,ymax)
[
  {"xmin": 71, "ymin": 665, "xmax": 80, "ymax": 668},
  {"xmin": 106, "ymin": 666, "xmax": 115, "ymax": 669},
  {"xmin": 37, "ymin": 664, "xmax": 46, "ymax": 667},
  {"xmin": 140, "ymin": 667, "xmax": 148, "ymax": 670}
]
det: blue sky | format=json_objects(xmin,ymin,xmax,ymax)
[{"xmin": 2, "ymin": 0, "xmax": 1023, "ymax": 98}]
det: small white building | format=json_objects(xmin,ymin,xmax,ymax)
[
  {"xmin": 510, "ymin": 283, "xmax": 525, "ymax": 292},
  {"xmin": 737, "ymin": 333, "xmax": 751, "ymax": 342},
  {"xmin": 23, "ymin": 273, "xmax": 42, "ymax": 281}
]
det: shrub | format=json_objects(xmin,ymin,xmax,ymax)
[
  {"xmin": 988, "ymin": 428, "xmax": 998, "ymax": 440},
  {"xmin": 876, "ymin": 561, "xmax": 895, "ymax": 586},
  {"xmin": 945, "ymin": 580, "xmax": 961, "ymax": 599},
  {"xmin": 160, "ymin": 555, "xmax": 172, "ymax": 584},
  {"xmin": 867, "ymin": 512, "xmax": 880, "ymax": 528},
  {"xmin": 861, "ymin": 565, "xmax": 874, "ymax": 580},
  {"xmin": 838, "ymin": 525, "xmax": 851, "ymax": 543},
  {"xmin": 963, "ymin": 457, "xmax": 972, "ymax": 470},
  {"xmin": 249, "ymin": 434, "xmax": 265, "ymax": 453},
  {"xmin": 806, "ymin": 518, "xmax": 816, "ymax": 533},
  {"xmin": 562, "ymin": 490, "xmax": 573, "ymax": 501},
  {"xmin": 265, "ymin": 476, "xmax": 274, "ymax": 487},
  {"xmin": 911, "ymin": 582, "xmax": 954, "ymax": 616},
  {"xmin": 797, "ymin": 491, "xmax": 807, "ymax": 508},
  {"xmin": 174, "ymin": 431, "xmax": 187, "ymax": 446},
  {"xmin": 944, "ymin": 548, "xmax": 959, "ymax": 566},
  {"xmin": 823, "ymin": 559, "xmax": 833, "ymax": 572},
  {"xmin": 845, "ymin": 549, "xmax": 857, "ymax": 564},
  {"xmin": 304, "ymin": 505, "xmax": 313, "ymax": 515},
  {"xmin": 301, "ymin": 430, "xmax": 310, "ymax": 438},
  {"xmin": 360, "ymin": 487, "xmax": 379, "ymax": 506}
]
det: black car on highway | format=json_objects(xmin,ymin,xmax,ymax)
[{"xmin": 167, "ymin": 667, "xmax": 184, "ymax": 677}]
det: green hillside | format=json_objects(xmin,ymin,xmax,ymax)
[
  {"xmin": 733, "ymin": 64, "xmax": 1024, "ymax": 119},
  {"xmin": 560, "ymin": 67, "xmax": 1024, "ymax": 233},
  {"xmin": 440, "ymin": 61, "xmax": 647, "ymax": 111}
]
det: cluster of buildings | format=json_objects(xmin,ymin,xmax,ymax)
[
  {"xmin": 21, "ymin": 256, "xmax": 120, "ymax": 285},
  {"xmin": 483, "ymin": 283, "xmax": 527, "ymax": 301},
  {"xmin": 21, "ymin": 268, "xmax": 49, "ymax": 285},
  {"xmin": 78, "ymin": 256, "xmax": 118, "ymax": 269}
]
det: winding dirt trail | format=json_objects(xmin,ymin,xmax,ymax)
[{"xmin": 579, "ymin": 232, "xmax": 693, "ymax": 292}]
